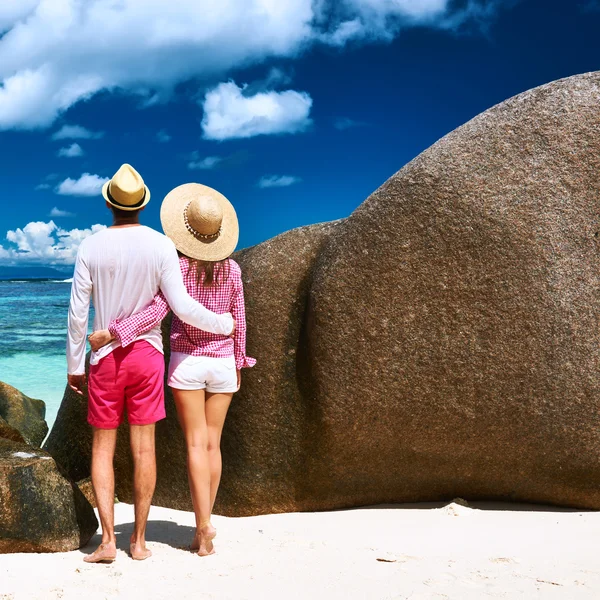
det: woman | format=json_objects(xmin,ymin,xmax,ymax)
[{"xmin": 89, "ymin": 183, "xmax": 255, "ymax": 557}]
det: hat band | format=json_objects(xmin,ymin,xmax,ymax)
[
  {"xmin": 107, "ymin": 184, "xmax": 146, "ymax": 209},
  {"xmin": 184, "ymin": 202, "xmax": 222, "ymax": 241}
]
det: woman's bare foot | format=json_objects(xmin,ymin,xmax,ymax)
[
  {"xmin": 129, "ymin": 538, "xmax": 152, "ymax": 561},
  {"xmin": 190, "ymin": 532, "xmax": 200, "ymax": 551},
  {"xmin": 195, "ymin": 522, "xmax": 216, "ymax": 557},
  {"xmin": 83, "ymin": 541, "xmax": 117, "ymax": 563}
]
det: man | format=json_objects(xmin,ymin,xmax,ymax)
[{"xmin": 67, "ymin": 164, "xmax": 234, "ymax": 563}]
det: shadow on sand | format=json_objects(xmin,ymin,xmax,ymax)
[
  {"xmin": 81, "ymin": 519, "xmax": 196, "ymax": 557},
  {"xmin": 79, "ymin": 499, "xmax": 590, "ymax": 558}
]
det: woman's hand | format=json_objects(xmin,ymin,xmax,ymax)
[
  {"xmin": 236, "ymin": 369, "xmax": 241, "ymax": 391},
  {"xmin": 88, "ymin": 329, "xmax": 114, "ymax": 352}
]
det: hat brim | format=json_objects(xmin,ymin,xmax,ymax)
[
  {"xmin": 102, "ymin": 181, "xmax": 151, "ymax": 211},
  {"xmin": 160, "ymin": 183, "xmax": 239, "ymax": 262}
]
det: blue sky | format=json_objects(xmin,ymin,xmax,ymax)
[{"xmin": 0, "ymin": 0, "xmax": 599, "ymax": 269}]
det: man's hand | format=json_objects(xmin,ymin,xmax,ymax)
[
  {"xmin": 88, "ymin": 329, "xmax": 114, "ymax": 352},
  {"xmin": 236, "ymin": 369, "xmax": 241, "ymax": 391},
  {"xmin": 68, "ymin": 374, "xmax": 87, "ymax": 396},
  {"xmin": 229, "ymin": 318, "xmax": 236, "ymax": 339}
]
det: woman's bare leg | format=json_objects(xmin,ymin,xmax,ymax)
[
  {"xmin": 205, "ymin": 392, "xmax": 234, "ymax": 513},
  {"xmin": 172, "ymin": 388, "xmax": 215, "ymax": 555}
]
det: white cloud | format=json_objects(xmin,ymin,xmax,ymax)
[
  {"xmin": 0, "ymin": 1, "xmax": 510, "ymax": 130},
  {"xmin": 324, "ymin": 19, "xmax": 366, "ymax": 46},
  {"xmin": 320, "ymin": 0, "xmax": 460, "ymax": 44},
  {"xmin": 0, "ymin": 220, "xmax": 105, "ymax": 265},
  {"xmin": 242, "ymin": 67, "xmax": 294, "ymax": 96},
  {"xmin": 188, "ymin": 155, "xmax": 223, "ymax": 170},
  {"xmin": 0, "ymin": 1, "xmax": 39, "ymax": 33},
  {"xmin": 345, "ymin": 0, "xmax": 448, "ymax": 22},
  {"xmin": 35, "ymin": 173, "xmax": 60, "ymax": 190},
  {"xmin": 582, "ymin": 0, "xmax": 600, "ymax": 11},
  {"xmin": 201, "ymin": 81, "xmax": 312, "ymax": 140},
  {"xmin": 49, "ymin": 207, "xmax": 74, "ymax": 218},
  {"xmin": 57, "ymin": 142, "xmax": 84, "ymax": 158},
  {"xmin": 0, "ymin": 0, "xmax": 315, "ymax": 130},
  {"xmin": 157, "ymin": 129, "xmax": 172, "ymax": 143},
  {"xmin": 56, "ymin": 173, "xmax": 109, "ymax": 197},
  {"xmin": 51, "ymin": 125, "xmax": 104, "ymax": 141},
  {"xmin": 334, "ymin": 117, "xmax": 367, "ymax": 130},
  {"xmin": 257, "ymin": 175, "xmax": 302, "ymax": 188},
  {"xmin": 187, "ymin": 150, "xmax": 250, "ymax": 170}
]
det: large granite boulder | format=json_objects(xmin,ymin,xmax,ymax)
[
  {"xmin": 0, "ymin": 381, "xmax": 48, "ymax": 447},
  {"xmin": 302, "ymin": 70, "xmax": 600, "ymax": 510},
  {"xmin": 213, "ymin": 222, "xmax": 339, "ymax": 514},
  {"xmin": 43, "ymin": 372, "xmax": 91, "ymax": 483},
  {"xmin": 46, "ymin": 71, "xmax": 600, "ymax": 514},
  {"xmin": 0, "ymin": 438, "xmax": 98, "ymax": 553}
]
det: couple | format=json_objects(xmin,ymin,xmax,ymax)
[{"xmin": 66, "ymin": 164, "xmax": 255, "ymax": 563}]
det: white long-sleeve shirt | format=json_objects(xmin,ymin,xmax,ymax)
[{"xmin": 67, "ymin": 225, "xmax": 234, "ymax": 375}]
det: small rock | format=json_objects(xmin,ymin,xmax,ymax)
[
  {"xmin": 0, "ymin": 381, "xmax": 48, "ymax": 447},
  {"xmin": 451, "ymin": 497, "xmax": 471, "ymax": 508},
  {"xmin": 0, "ymin": 438, "xmax": 98, "ymax": 553}
]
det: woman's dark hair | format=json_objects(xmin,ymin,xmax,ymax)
[{"xmin": 180, "ymin": 253, "xmax": 231, "ymax": 287}]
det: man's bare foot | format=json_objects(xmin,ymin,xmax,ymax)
[
  {"xmin": 129, "ymin": 539, "xmax": 152, "ymax": 561},
  {"xmin": 83, "ymin": 541, "xmax": 117, "ymax": 563},
  {"xmin": 196, "ymin": 522, "xmax": 216, "ymax": 557}
]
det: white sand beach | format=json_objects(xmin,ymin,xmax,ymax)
[{"xmin": 1, "ymin": 500, "xmax": 599, "ymax": 599}]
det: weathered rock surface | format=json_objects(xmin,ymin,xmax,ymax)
[
  {"xmin": 46, "ymin": 72, "xmax": 600, "ymax": 514},
  {"xmin": 0, "ymin": 381, "xmax": 48, "ymax": 447},
  {"xmin": 76, "ymin": 477, "xmax": 97, "ymax": 508},
  {"xmin": 0, "ymin": 438, "xmax": 98, "ymax": 553},
  {"xmin": 0, "ymin": 416, "xmax": 26, "ymax": 444},
  {"xmin": 303, "ymin": 70, "xmax": 600, "ymax": 510},
  {"xmin": 43, "ymin": 368, "xmax": 92, "ymax": 482}
]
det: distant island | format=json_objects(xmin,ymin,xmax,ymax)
[{"xmin": 0, "ymin": 266, "xmax": 73, "ymax": 280}]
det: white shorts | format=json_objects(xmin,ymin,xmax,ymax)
[{"xmin": 167, "ymin": 353, "xmax": 238, "ymax": 393}]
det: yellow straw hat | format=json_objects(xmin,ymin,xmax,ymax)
[
  {"xmin": 102, "ymin": 164, "xmax": 151, "ymax": 211},
  {"xmin": 160, "ymin": 183, "xmax": 239, "ymax": 262}
]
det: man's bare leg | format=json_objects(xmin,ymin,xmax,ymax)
[
  {"xmin": 84, "ymin": 427, "xmax": 118, "ymax": 563},
  {"xmin": 129, "ymin": 423, "xmax": 156, "ymax": 560}
]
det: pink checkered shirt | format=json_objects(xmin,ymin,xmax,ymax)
[{"xmin": 108, "ymin": 257, "xmax": 256, "ymax": 370}]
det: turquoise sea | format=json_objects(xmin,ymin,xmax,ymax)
[{"xmin": 0, "ymin": 280, "xmax": 93, "ymax": 431}]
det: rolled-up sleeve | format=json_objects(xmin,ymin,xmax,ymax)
[
  {"xmin": 67, "ymin": 248, "xmax": 92, "ymax": 375},
  {"xmin": 231, "ymin": 275, "xmax": 256, "ymax": 370},
  {"xmin": 159, "ymin": 243, "xmax": 233, "ymax": 335},
  {"xmin": 109, "ymin": 292, "xmax": 171, "ymax": 347}
]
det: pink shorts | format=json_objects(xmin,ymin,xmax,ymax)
[{"xmin": 88, "ymin": 341, "xmax": 165, "ymax": 429}]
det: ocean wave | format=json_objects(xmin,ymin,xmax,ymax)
[{"xmin": 0, "ymin": 278, "xmax": 72, "ymax": 283}]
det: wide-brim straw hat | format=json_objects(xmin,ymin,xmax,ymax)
[
  {"xmin": 102, "ymin": 163, "xmax": 151, "ymax": 211},
  {"xmin": 160, "ymin": 183, "xmax": 239, "ymax": 262}
]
